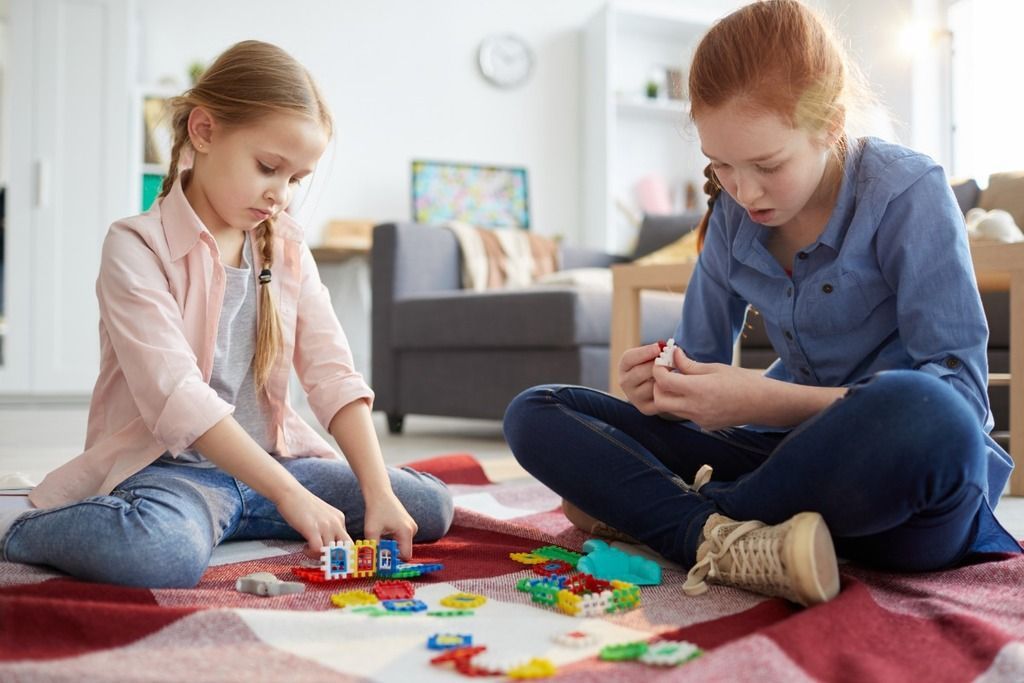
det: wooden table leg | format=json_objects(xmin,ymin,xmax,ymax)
[
  {"xmin": 609, "ymin": 278, "xmax": 642, "ymax": 399},
  {"xmin": 1010, "ymin": 271, "xmax": 1024, "ymax": 496}
]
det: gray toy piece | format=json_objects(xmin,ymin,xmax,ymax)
[{"xmin": 235, "ymin": 571, "xmax": 306, "ymax": 597}]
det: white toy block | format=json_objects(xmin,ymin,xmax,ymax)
[{"xmin": 655, "ymin": 338, "xmax": 677, "ymax": 368}]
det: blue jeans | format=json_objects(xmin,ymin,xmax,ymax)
[
  {"xmin": 504, "ymin": 370, "xmax": 1019, "ymax": 572},
  {"xmin": 2, "ymin": 457, "xmax": 454, "ymax": 588}
]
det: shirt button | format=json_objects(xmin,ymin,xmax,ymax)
[
  {"xmin": 822, "ymin": 283, "xmax": 834, "ymax": 294},
  {"xmin": 945, "ymin": 357, "xmax": 961, "ymax": 369},
  {"xmin": 798, "ymin": 252, "xmax": 808, "ymax": 260},
  {"xmin": 784, "ymin": 331, "xmax": 793, "ymax": 340},
  {"xmin": 786, "ymin": 287, "xmax": 793, "ymax": 298},
  {"xmin": 801, "ymin": 367, "xmax": 811, "ymax": 375}
]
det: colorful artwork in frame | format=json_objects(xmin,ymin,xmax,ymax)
[{"xmin": 411, "ymin": 160, "xmax": 530, "ymax": 229}]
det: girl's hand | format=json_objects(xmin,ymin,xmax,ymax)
[
  {"xmin": 618, "ymin": 343, "xmax": 664, "ymax": 414},
  {"xmin": 652, "ymin": 347, "xmax": 766, "ymax": 430},
  {"xmin": 274, "ymin": 488, "xmax": 353, "ymax": 558},
  {"xmin": 363, "ymin": 492, "xmax": 418, "ymax": 560}
]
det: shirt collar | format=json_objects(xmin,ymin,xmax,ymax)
[
  {"xmin": 732, "ymin": 136, "xmax": 863, "ymax": 267},
  {"xmin": 158, "ymin": 172, "xmax": 305, "ymax": 261},
  {"xmin": 160, "ymin": 172, "xmax": 208, "ymax": 261},
  {"xmin": 815, "ymin": 137, "xmax": 862, "ymax": 252}
]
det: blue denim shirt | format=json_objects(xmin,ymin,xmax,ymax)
[{"xmin": 676, "ymin": 137, "xmax": 1014, "ymax": 535}]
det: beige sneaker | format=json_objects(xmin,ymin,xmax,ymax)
[
  {"xmin": 682, "ymin": 511, "xmax": 840, "ymax": 607},
  {"xmin": 561, "ymin": 500, "xmax": 639, "ymax": 544}
]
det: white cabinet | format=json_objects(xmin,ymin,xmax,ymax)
[
  {"xmin": 1, "ymin": 0, "xmax": 136, "ymax": 395},
  {"xmin": 582, "ymin": 2, "xmax": 722, "ymax": 255}
]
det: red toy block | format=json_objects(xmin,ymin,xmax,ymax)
[
  {"xmin": 373, "ymin": 580, "xmax": 415, "ymax": 600},
  {"xmin": 532, "ymin": 559, "xmax": 573, "ymax": 577}
]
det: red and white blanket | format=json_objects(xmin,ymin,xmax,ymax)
[{"xmin": 2, "ymin": 453, "xmax": 1023, "ymax": 682}]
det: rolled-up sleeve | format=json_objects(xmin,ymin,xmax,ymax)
[
  {"xmin": 96, "ymin": 225, "xmax": 233, "ymax": 455},
  {"xmin": 678, "ymin": 204, "xmax": 751, "ymax": 364},
  {"xmin": 292, "ymin": 243, "xmax": 374, "ymax": 430}
]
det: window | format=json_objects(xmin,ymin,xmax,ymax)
[{"xmin": 949, "ymin": 0, "xmax": 1024, "ymax": 180}]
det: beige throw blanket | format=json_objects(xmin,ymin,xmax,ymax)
[{"xmin": 447, "ymin": 221, "xmax": 560, "ymax": 291}]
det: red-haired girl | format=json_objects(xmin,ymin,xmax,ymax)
[{"xmin": 505, "ymin": 0, "xmax": 1019, "ymax": 606}]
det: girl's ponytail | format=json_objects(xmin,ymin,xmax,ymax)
[
  {"xmin": 157, "ymin": 106, "xmax": 191, "ymax": 200},
  {"xmin": 254, "ymin": 219, "xmax": 283, "ymax": 391},
  {"xmin": 695, "ymin": 163, "xmax": 722, "ymax": 252}
]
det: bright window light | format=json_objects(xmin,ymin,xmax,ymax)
[{"xmin": 949, "ymin": 0, "xmax": 1024, "ymax": 180}]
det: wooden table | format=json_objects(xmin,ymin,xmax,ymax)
[{"xmin": 609, "ymin": 242, "xmax": 1024, "ymax": 495}]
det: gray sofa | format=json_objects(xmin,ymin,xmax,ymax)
[
  {"xmin": 372, "ymin": 199, "xmax": 1011, "ymax": 439},
  {"xmin": 371, "ymin": 216, "xmax": 699, "ymax": 432}
]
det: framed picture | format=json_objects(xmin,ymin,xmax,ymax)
[{"xmin": 411, "ymin": 160, "xmax": 530, "ymax": 228}]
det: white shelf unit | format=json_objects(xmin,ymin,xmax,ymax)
[
  {"xmin": 133, "ymin": 85, "xmax": 181, "ymax": 211},
  {"xmin": 582, "ymin": 2, "xmax": 714, "ymax": 255}
]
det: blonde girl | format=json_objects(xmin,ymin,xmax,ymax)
[
  {"xmin": 0, "ymin": 40, "xmax": 453, "ymax": 587},
  {"xmin": 505, "ymin": 0, "xmax": 1019, "ymax": 606}
]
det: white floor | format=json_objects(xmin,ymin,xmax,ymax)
[{"xmin": 2, "ymin": 400, "xmax": 1023, "ymax": 540}]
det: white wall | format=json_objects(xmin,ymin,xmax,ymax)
[
  {"xmin": 137, "ymin": 0, "xmax": 607, "ymax": 245},
  {"xmin": 815, "ymin": 0, "xmax": 913, "ymax": 143}
]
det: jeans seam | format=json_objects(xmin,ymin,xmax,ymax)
[
  {"xmin": 2, "ymin": 499, "xmax": 130, "ymax": 561},
  {"xmin": 550, "ymin": 394, "xmax": 691, "ymax": 492}
]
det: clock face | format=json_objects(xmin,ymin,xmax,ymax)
[{"xmin": 478, "ymin": 34, "xmax": 533, "ymax": 88}]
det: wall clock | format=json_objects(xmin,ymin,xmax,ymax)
[{"xmin": 478, "ymin": 34, "xmax": 534, "ymax": 89}]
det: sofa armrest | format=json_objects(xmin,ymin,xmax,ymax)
[
  {"xmin": 560, "ymin": 244, "xmax": 626, "ymax": 269},
  {"xmin": 371, "ymin": 222, "xmax": 462, "ymax": 412}
]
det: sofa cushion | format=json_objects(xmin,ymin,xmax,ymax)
[
  {"xmin": 979, "ymin": 171, "xmax": 1024, "ymax": 230},
  {"xmin": 950, "ymin": 178, "xmax": 981, "ymax": 215},
  {"xmin": 631, "ymin": 212, "xmax": 703, "ymax": 259},
  {"xmin": 393, "ymin": 286, "xmax": 682, "ymax": 350}
]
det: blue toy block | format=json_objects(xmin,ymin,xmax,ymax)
[
  {"xmin": 382, "ymin": 598, "xmax": 428, "ymax": 613},
  {"xmin": 427, "ymin": 633, "xmax": 473, "ymax": 650},
  {"xmin": 376, "ymin": 539, "xmax": 399, "ymax": 575}
]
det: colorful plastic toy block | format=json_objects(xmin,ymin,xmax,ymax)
[
  {"xmin": 429, "ymin": 645, "xmax": 500, "ymax": 676},
  {"xmin": 389, "ymin": 562, "xmax": 444, "ymax": 579},
  {"xmin": 439, "ymin": 592, "xmax": 487, "ymax": 609},
  {"xmin": 507, "ymin": 658, "xmax": 557, "ymax": 679},
  {"xmin": 578, "ymin": 539, "xmax": 662, "ymax": 585},
  {"xmin": 329, "ymin": 589, "xmax": 379, "ymax": 608},
  {"xmin": 292, "ymin": 538, "xmax": 442, "ymax": 583},
  {"xmin": 532, "ymin": 559, "xmax": 574, "ymax": 577},
  {"xmin": 381, "ymin": 598, "xmax": 428, "ymax": 613},
  {"xmin": 376, "ymin": 539, "xmax": 399, "ymax": 575},
  {"xmin": 655, "ymin": 337, "xmax": 677, "ymax": 367},
  {"xmin": 426, "ymin": 609, "xmax": 476, "ymax": 617},
  {"xmin": 531, "ymin": 545, "xmax": 583, "ymax": 567},
  {"xmin": 349, "ymin": 605, "xmax": 390, "ymax": 616},
  {"xmin": 599, "ymin": 641, "xmax": 650, "ymax": 661},
  {"xmin": 427, "ymin": 633, "xmax": 474, "ymax": 650},
  {"xmin": 234, "ymin": 572, "xmax": 305, "ymax": 597},
  {"xmin": 637, "ymin": 640, "xmax": 703, "ymax": 667},
  {"xmin": 516, "ymin": 572, "xmax": 640, "ymax": 617},
  {"xmin": 372, "ymin": 580, "xmax": 415, "ymax": 601},
  {"xmin": 509, "ymin": 552, "xmax": 548, "ymax": 565},
  {"xmin": 553, "ymin": 630, "xmax": 599, "ymax": 648}
]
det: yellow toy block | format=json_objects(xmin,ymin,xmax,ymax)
[
  {"xmin": 330, "ymin": 589, "xmax": 379, "ymax": 608},
  {"xmin": 440, "ymin": 592, "xmax": 487, "ymax": 609},
  {"xmin": 509, "ymin": 552, "xmax": 548, "ymax": 565}
]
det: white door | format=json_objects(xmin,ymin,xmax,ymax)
[{"xmin": 1, "ymin": 0, "xmax": 135, "ymax": 396}]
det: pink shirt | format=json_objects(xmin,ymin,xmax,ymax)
[{"xmin": 30, "ymin": 179, "xmax": 373, "ymax": 508}]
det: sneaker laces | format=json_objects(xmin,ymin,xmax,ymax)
[
  {"xmin": 684, "ymin": 464, "xmax": 714, "ymax": 493},
  {"xmin": 682, "ymin": 517, "xmax": 792, "ymax": 599}
]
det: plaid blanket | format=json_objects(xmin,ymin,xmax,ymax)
[{"xmin": 2, "ymin": 453, "xmax": 1023, "ymax": 682}]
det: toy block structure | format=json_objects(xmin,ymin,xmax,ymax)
[{"xmin": 294, "ymin": 537, "xmax": 443, "ymax": 583}]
